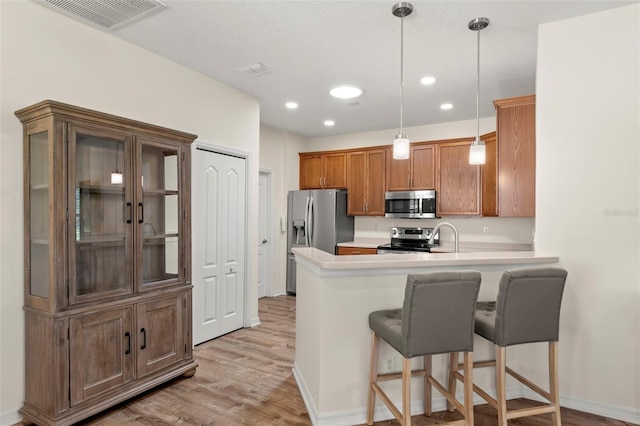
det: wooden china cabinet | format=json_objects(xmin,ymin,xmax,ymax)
[{"xmin": 16, "ymin": 100, "xmax": 198, "ymax": 426}]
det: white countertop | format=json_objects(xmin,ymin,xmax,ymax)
[{"xmin": 293, "ymin": 247, "xmax": 557, "ymax": 271}]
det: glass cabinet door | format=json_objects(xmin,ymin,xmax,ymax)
[
  {"xmin": 28, "ymin": 129, "xmax": 50, "ymax": 300},
  {"xmin": 137, "ymin": 139, "xmax": 182, "ymax": 291},
  {"xmin": 68, "ymin": 126, "xmax": 134, "ymax": 303}
]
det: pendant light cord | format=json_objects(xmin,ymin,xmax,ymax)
[
  {"xmin": 400, "ymin": 15, "xmax": 404, "ymax": 134},
  {"xmin": 476, "ymin": 27, "xmax": 480, "ymax": 143}
]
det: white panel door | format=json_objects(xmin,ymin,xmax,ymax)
[{"xmin": 193, "ymin": 148, "xmax": 246, "ymax": 344}]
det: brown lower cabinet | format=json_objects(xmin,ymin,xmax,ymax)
[
  {"xmin": 17, "ymin": 100, "xmax": 197, "ymax": 426},
  {"xmin": 67, "ymin": 291, "xmax": 189, "ymax": 406},
  {"xmin": 336, "ymin": 246, "xmax": 378, "ymax": 255}
]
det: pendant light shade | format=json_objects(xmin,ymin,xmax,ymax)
[
  {"xmin": 392, "ymin": 2, "xmax": 413, "ymax": 160},
  {"xmin": 469, "ymin": 17, "xmax": 489, "ymax": 165},
  {"xmin": 469, "ymin": 138, "xmax": 485, "ymax": 164},
  {"xmin": 393, "ymin": 134, "xmax": 410, "ymax": 159}
]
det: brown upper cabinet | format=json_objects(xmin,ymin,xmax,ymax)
[
  {"xmin": 491, "ymin": 94, "xmax": 536, "ymax": 217},
  {"xmin": 436, "ymin": 138, "xmax": 482, "ymax": 216},
  {"xmin": 387, "ymin": 143, "xmax": 436, "ymax": 191},
  {"xmin": 347, "ymin": 148, "xmax": 387, "ymax": 216},
  {"xmin": 298, "ymin": 95, "xmax": 535, "ymax": 218},
  {"xmin": 299, "ymin": 151, "xmax": 347, "ymax": 189}
]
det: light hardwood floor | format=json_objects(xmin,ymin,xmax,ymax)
[{"xmin": 22, "ymin": 295, "xmax": 635, "ymax": 425}]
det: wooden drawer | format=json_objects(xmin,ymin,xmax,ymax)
[{"xmin": 336, "ymin": 246, "xmax": 377, "ymax": 255}]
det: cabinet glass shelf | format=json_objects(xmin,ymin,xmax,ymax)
[
  {"xmin": 142, "ymin": 189, "xmax": 178, "ymax": 196},
  {"xmin": 76, "ymin": 235, "xmax": 126, "ymax": 244}
]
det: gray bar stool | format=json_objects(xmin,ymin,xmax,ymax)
[
  {"xmin": 366, "ymin": 271, "xmax": 481, "ymax": 426},
  {"xmin": 449, "ymin": 267, "xmax": 568, "ymax": 425}
]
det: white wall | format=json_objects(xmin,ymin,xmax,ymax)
[
  {"xmin": 259, "ymin": 124, "xmax": 308, "ymax": 294},
  {"xmin": 0, "ymin": 2, "xmax": 260, "ymax": 422},
  {"xmin": 308, "ymin": 117, "xmax": 536, "ymax": 244},
  {"xmin": 307, "ymin": 116, "xmax": 496, "ymax": 152},
  {"xmin": 536, "ymin": 3, "xmax": 639, "ymax": 417}
]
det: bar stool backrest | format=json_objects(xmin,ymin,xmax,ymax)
[
  {"xmin": 495, "ymin": 268, "xmax": 568, "ymax": 347},
  {"xmin": 401, "ymin": 271, "xmax": 481, "ymax": 358}
]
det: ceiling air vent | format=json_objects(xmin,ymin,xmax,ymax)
[
  {"xmin": 36, "ymin": 0, "xmax": 166, "ymax": 31},
  {"xmin": 235, "ymin": 63, "xmax": 272, "ymax": 77}
]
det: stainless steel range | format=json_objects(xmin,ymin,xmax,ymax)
[{"xmin": 377, "ymin": 227, "xmax": 440, "ymax": 254}]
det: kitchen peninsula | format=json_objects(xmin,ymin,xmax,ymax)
[{"xmin": 291, "ymin": 247, "xmax": 559, "ymax": 426}]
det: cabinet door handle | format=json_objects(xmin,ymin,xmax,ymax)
[
  {"xmin": 140, "ymin": 327, "xmax": 146, "ymax": 350},
  {"xmin": 138, "ymin": 202, "xmax": 144, "ymax": 224},
  {"xmin": 126, "ymin": 202, "xmax": 132, "ymax": 224},
  {"xmin": 125, "ymin": 331, "xmax": 131, "ymax": 354}
]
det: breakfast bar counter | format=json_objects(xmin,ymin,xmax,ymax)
[{"xmin": 291, "ymin": 248, "xmax": 559, "ymax": 426}]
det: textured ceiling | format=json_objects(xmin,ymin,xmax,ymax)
[{"xmin": 44, "ymin": 0, "xmax": 638, "ymax": 138}]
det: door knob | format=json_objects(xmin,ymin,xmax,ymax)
[{"xmin": 262, "ymin": 239, "xmax": 268, "ymax": 244}]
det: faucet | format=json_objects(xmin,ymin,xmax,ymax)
[{"xmin": 429, "ymin": 222, "xmax": 459, "ymax": 253}]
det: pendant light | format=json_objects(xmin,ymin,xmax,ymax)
[
  {"xmin": 468, "ymin": 17, "xmax": 489, "ymax": 165},
  {"xmin": 392, "ymin": 2, "xmax": 413, "ymax": 160}
]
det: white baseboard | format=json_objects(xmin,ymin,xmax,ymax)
[
  {"xmin": 271, "ymin": 289, "xmax": 287, "ymax": 297},
  {"xmin": 250, "ymin": 316, "xmax": 261, "ymax": 327},
  {"xmin": 523, "ymin": 388, "xmax": 640, "ymax": 425},
  {"xmin": 291, "ymin": 367, "xmax": 640, "ymax": 426},
  {"xmin": 292, "ymin": 362, "xmax": 319, "ymax": 426},
  {"xmin": 1, "ymin": 407, "xmax": 22, "ymax": 426}
]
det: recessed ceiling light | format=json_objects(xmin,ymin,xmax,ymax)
[
  {"xmin": 440, "ymin": 103, "xmax": 453, "ymax": 110},
  {"xmin": 324, "ymin": 120, "xmax": 335, "ymax": 127},
  {"xmin": 329, "ymin": 86, "xmax": 363, "ymax": 99},
  {"xmin": 285, "ymin": 102, "xmax": 298, "ymax": 109},
  {"xmin": 421, "ymin": 76, "xmax": 436, "ymax": 85}
]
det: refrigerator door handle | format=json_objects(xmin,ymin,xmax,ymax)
[
  {"xmin": 305, "ymin": 195, "xmax": 311, "ymax": 247},
  {"xmin": 307, "ymin": 195, "xmax": 314, "ymax": 247}
]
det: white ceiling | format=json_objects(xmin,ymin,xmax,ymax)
[{"xmin": 42, "ymin": 0, "xmax": 637, "ymax": 139}]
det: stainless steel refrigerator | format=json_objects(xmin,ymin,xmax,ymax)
[{"xmin": 286, "ymin": 189, "xmax": 354, "ymax": 294}]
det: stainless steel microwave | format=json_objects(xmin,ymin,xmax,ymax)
[{"xmin": 384, "ymin": 190, "xmax": 436, "ymax": 219}]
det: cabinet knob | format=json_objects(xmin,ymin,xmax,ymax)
[{"xmin": 262, "ymin": 239, "xmax": 268, "ymax": 244}]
